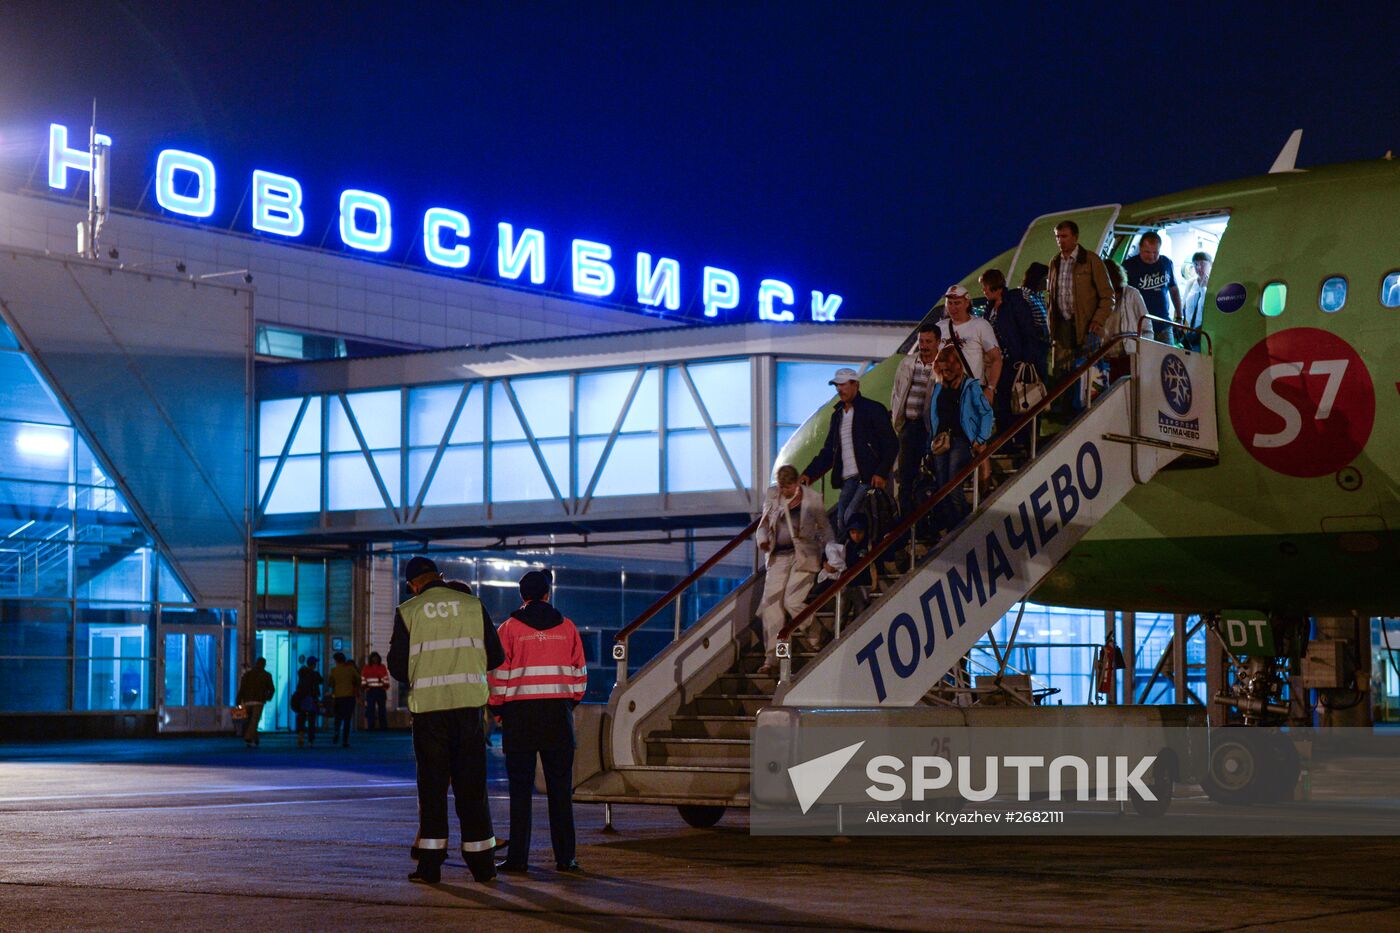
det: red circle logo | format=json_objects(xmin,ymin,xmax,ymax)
[{"xmin": 1228, "ymin": 328, "xmax": 1375, "ymax": 477}]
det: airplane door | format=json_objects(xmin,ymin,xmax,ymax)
[{"xmin": 1006, "ymin": 204, "xmax": 1121, "ymax": 287}]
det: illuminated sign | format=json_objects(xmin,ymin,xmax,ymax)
[{"xmin": 47, "ymin": 122, "xmax": 844, "ymax": 323}]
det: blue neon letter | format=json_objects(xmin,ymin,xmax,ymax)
[
  {"xmin": 48, "ymin": 123, "xmax": 111, "ymax": 190},
  {"xmin": 498, "ymin": 223, "xmax": 546, "ymax": 284},
  {"xmin": 572, "ymin": 239, "xmax": 616, "ymax": 297},
  {"xmin": 702, "ymin": 267, "xmax": 740, "ymax": 319},
  {"xmin": 758, "ymin": 279, "xmax": 796, "ymax": 323},
  {"xmin": 339, "ymin": 189, "xmax": 392, "ymax": 253},
  {"xmin": 635, "ymin": 253, "xmax": 680, "ymax": 311},
  {"xmin": 811, "ymin": 290, "xmax": 844, "ymax": 322},
  {"xmin": 423, "ymin": 207, "xmax": 471, "ymax": 269},
  {"xmin": 155, "ymin": 149, "xmax": 216, "ymax": 218},
  {"xmin": 251, "ymin": 170, "xmax": 305, "ymax": 237}
]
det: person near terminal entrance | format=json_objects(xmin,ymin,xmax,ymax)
[
  {"xmin": 361, "ymin": 651, "xmax": 391, "ymax": 731},
  {"xmin": 328, "ymin": 652, "xmax": 360, "ymax": 748},
  {"xmin": 757, "ymin": 464, "xmax": 835, "ymax": 673},
  {"xmin": 235, "ymin": 657, "xmax": 274, "ymax": 748},
  {"xmin": 800, "ymin": 368, "xmax": 897, "ymax": 539},
  {"xmin": 291, "ymin": 656, "xmax": 323, "ymax": 748},
  {"xmin": 388, "ymin": 556, "xmax": 504, "ymax": 885},
  {"xmin": 889, "ymin": 325, "xmax": 941, "ymax": 533},
  {"xmin": 488, "ymin": 569, "xmax": 587, "ymax": 875}
]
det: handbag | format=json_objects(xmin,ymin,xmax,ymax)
[
  {"xmin": 931, "ymin": 430, "xmax": 952, "ymax": 456},
  {"xmin": 1011, "ymin": 362, "xmax": 1047, "ymax": 414},
  {"xmin": 231, "ymin": 704, "xmax": 248, "ymax": 721}
]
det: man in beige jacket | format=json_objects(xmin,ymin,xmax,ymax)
[
  {"xmin": 1046, "ymin": 220, "xmax": 1114, "ymax": 373},
  {"xmin": 755, "ymin": 464, "xmax": 834, "ymax": 672}
]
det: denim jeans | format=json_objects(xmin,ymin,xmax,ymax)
[
  {"xmin": 931, "ymin": 436, "xmax": 972, "ymax": 534},
  {"xmin": 836, "ymin": 478, "xmax": 869, "ymax": 539}
]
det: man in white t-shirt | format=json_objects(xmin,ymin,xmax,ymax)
[{"xmin": 937, "ymin": 284, "xmax": 1001, "ymax": 407}]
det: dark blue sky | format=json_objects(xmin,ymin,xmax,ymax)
[{"xmin": 3, "ymin": 2, "xmax": 1398, "ymax": 323}]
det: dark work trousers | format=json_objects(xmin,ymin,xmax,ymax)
[
  {"xmin": 332, "ymin": 696, "xmax": 355, "ymax": 745},
  {"xmin": 411, "ymin": 707, "xmax": 496, "ymax": 879},
  {"xmin": 896, "ymin": 419, "xmax": 929, "ymax": 537},
  {"xmin": 295, "ymin": 707, "xmax": 317, "ymax": 745},
  {"xmin": 364, "ymin": 688, "xmax": 388, "ymax": 730},
  {"xmin": 503, "ymin": 738, "xmax": 576, "ymax": 868}
]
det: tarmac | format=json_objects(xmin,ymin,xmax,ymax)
[{"xmin": 2, "ymin": 733, "xmax": 1399, "ymax": 931}]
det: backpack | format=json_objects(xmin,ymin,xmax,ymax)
[{"xmin": 858, "ymin": 486, "xmax": 899, "ymax": 545}]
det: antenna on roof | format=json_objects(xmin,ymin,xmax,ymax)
[{"xmin": 1268, "ymin": 129, "xmax": 1304, "ymax": 174}]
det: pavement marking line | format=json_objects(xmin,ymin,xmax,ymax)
[
  {"xmin": 8, "ymin": 793, "xmax": 514, "ymax": 814},
  {"xmin": 0, "ymin": 781, "xmax": 418, "ymax": 803}
]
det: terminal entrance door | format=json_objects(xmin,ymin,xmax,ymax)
[
  {"xmin": 161, "ymin": 625, "xmax": 226, "ymax": 731},
  {"xmin": 255, "ymin": 629, "xmax": 321, "ymax": 733}
]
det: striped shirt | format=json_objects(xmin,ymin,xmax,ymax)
[
  {"xmin": 903, "ymin": 360, "xmax": 935, "ymax": 419},
  {"xmin": 1056, "ymin": 247, "xmax": 1079, "ymax": 320}
]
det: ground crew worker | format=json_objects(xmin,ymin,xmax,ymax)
[
  {"xmin": 489, "ymin": 569, "xmax": 587, "ymax": 874},
  {"xmin": 361, "ymin": 651, "xmax": 391, "ymax": 730},
  {"xmin": 387, "ymin": 556, "xmax": 504, "ymax": 884}
]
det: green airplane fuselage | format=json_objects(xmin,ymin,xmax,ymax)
[{"xmin": 776, "ymin": 159, "xmax": 1400, "ymax": 614}]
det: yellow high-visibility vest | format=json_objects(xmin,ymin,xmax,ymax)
[{"xmin": 398, "ymin": 588, "xmax": 489, "ymax": 712}]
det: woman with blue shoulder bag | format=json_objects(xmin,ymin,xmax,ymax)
[{"xmin": 924, "ymin": 345, "xmax": 995, "ymax": 536}]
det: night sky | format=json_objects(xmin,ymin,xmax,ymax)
[{"xmin": 2, "ymin": 2, "xmax": 1398, "ymax": 324}]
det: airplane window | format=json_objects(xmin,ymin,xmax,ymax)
[
  {"xmin": 1319, "ymin": 276, "xmax": 1347, "ymax": 313},
  {"xmin": 1382, "ymin": 272, "xmax": 1400, "ymax": 308},
  {"xmin": 1260, "ymin": 281, "xmax": 1287, "ymax": 317}
]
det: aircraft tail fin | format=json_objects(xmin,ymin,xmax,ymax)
[{"xmin": 1269, "ymin": 129, "xmax": 1304, "ymax": 173}]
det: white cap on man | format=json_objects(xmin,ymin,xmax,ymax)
[
  {"xmin": 944, "ymin": 284, "xmax": 969, "ymax": 299},
  {"xmin": 828, "ymin": 367, "xmax": 861, "ymax": 386}
]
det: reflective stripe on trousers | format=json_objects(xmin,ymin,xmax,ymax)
[{"xmin": 461, "ymin": 835, "xmax": 497, "ymax": 853}]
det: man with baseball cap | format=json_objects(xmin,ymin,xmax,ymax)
[
  {"xmin": 937, "ymin": 284, "xmax": 1002, "ymax": 397},
  {"xmin": 388, "ymin": 556, "xmax": 505, "ymax": 884},
  {"xmin": 800, "ymin": 366, "xmax": 898, "ymax": 539}
]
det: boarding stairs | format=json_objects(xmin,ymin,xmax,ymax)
[{"xmin": 578, "ymin": 331, "xmax": 1218, "ymax": 814}]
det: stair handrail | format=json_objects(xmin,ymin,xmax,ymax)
[
  {"xmin": 776, "ymin": 331, "xmax": 1148, "ymax": 657},
  {"xmin": 611, "ymin": 516, "xmax": 762, "ymax": 684}
]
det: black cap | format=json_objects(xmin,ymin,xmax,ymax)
[
  {"xmin": 847, "ymin": 513, "xmax": 869, "ymax": 533},
  {"xmin": 519, "ymin": 569, "xmax": 552, "ymax": 602},
  {"xmin": 404, "ymin": 556, "xmax": 439, "ymax": 583}
]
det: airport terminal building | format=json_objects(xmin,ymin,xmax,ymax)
[{"xmin": 0, "ymin": 136, "xmax": 916, "ymax": 736}]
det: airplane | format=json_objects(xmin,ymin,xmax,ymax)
[
  {"xmin": 585, "ymin": 137, "xmax": 1396, "ymax": 821},
  {"xmin": 777, "ymin": 137, "xmax": 1400, "ymax": 617}
]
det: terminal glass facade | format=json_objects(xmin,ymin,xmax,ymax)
[{"xmin": 0, "ymin": 314, "xmax": 202, "ymax": 714}]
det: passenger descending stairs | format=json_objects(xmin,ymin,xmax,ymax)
[{"xmin": 582, "ymin": 350, "xmax": 1218, "ymax": 813}]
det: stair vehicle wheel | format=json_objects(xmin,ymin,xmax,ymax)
[
  {"xmin": 677, "ymin": 805, "xmax": 726, "ymax": 828},
  {"xmin": 1129, "ymin": 749, "xmax": 1175, "ymax": 818},
  {"xmin": 1202, "ymin": 731, "xmax": 1269, "ymax": 806}
]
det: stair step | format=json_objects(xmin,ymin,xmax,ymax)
[
  {"xmin": 647, "ymin": 734, "xmax": 751, "ymax": 768},
  {"xmin": 714, "ymin": 672, "xmax": 777, "ymax": 694},
  {"xmin": 665, "ymin": 715, "xmax": 756, "ymax": 739},
  {"xmin": 689, "ymin": 694, "xmax": 772, "ymax": 716},
  {"xmin": 573, "ymin": 765, "xmax": 750, "ymax": 806}
]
